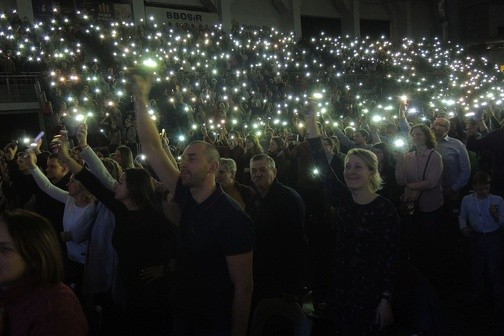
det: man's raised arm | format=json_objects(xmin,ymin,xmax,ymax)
[{"xmin": 133, "ymin": 75, "xmax": 180, "ymax": 192}]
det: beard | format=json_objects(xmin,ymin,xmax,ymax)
[{"xmin": 180, "ymin": 170, "xmax": 207, "ymax": 188}]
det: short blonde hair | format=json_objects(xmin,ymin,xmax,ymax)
[{"xmin": 345, "ymin": 148, "xmax": 382, "ymax": 192}]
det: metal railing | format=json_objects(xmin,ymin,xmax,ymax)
[{"xmin": 0, "ymin": 73, "xmax": 41, "ymax": 103}]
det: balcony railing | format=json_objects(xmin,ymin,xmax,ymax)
[{"xmin": 0, "ymin": 73, "xmax": 41, "ymax": 103}]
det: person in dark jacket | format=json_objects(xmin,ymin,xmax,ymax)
[{"xmin": 248, "ymin": 154, "xmax": 308, "ymax": 308}]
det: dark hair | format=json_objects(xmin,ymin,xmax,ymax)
[
  {"xmin": 96, "ymin": 148, "xmax": 110, "ymax": 158},
  {"xmin": 124, "ymin": 168, "xmax": 155, "ymax": 209},
  {"xmin": 0, "ymin": 210, "xmax": 64, "ymax": 285},
  {"xmin": 472, "ymin": 171, "xmax": 491, "ymax": 185},
  {"xmin": 410, "ymin": 124, "xmax": 437, "ymax": 149},
  {"xmin": 355, "ymin": 129, "xmax": 369, "ymax": 139},
  {"xmin": 101, "ymin": 158, "xmax": 122, "ymax": 181},
  {"xmin": 372, "ymin": 142, "xmax": 393, "ymax": 168},
  {"xmin": 322, "ymin": 136, "xmax": 340, "ymax": 155},
  {"xmin": 270, "ymin": 137, "xmax": 285, "ymax": 152},
  {"xmin": 116, "ymin": 146, "xmax": 135, "ymax": 170},
  {"xmin": 48, "ymin": 152, "xmax": 69, "ymax": 166},
  {"xmin": 244, "ymin": 135, "xmax": 263, "ymax": 155},
  {"xmin": 188, "ymin": 140, "xmax": 220, "ymax": 164}
]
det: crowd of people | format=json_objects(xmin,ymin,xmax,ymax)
[{"xmin": 0, "ymin": 6, "xmax": 504, "ymax": 336}]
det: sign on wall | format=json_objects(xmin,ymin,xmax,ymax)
[{"xmin": 145, "ymin": 6, "xmax": 219, "ymax": 26}]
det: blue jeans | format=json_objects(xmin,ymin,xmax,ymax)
[{"xmin": 470, "ymin": 229, "xmax": 504, "ymax": 299}]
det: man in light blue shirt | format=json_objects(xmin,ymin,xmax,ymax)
[
  {"xmin": 459, "ymin": 172, "xmax": 504, "ymax": 305},
  {"xmin": 431, "ymin": 118, "xmax": 471, "ymax": 204}
]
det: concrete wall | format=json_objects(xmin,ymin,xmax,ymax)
[
  {"xmin": 145, "ymin": 0, "xmax": 206, "ymax": 9},
  {"xmin": 300, "ymin": 0, "xmax": 341, "ymax": 18},
  {"xmin": 1, "ymin": 0, "xmax": 17, "ymax": 13},
  {"xmin": 410, "ymin": 0, "xmax": 438, "ymax": 38},
  {"xmin": 488, "ymin": 3, "xmax": 504, "ymax": 38},
  {"xmin": 231, "ymin": 0, "xmax": 282, "ymax": 28},
  {"xmin": 360, "ymin": 0, "xmax": 389, "ymax": 20}
]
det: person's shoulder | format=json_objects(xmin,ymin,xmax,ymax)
[
  {"xmin": 375, "ymin": 195, "xmax": 395, "ymax": 207},
  {"xmin": 272, "ymin": 182, "xmax": 304, "ymax": 205},
  {"xmin": 215, "ymin": 194, "xmax": 254, "ymax": 229},
  {"xmin": 46, "ymin": 282, "xmax": 77, "ymax": 295},
  {"xmin": 237, "ymin": 182, "xmax": 255, "ymax": 197},
  {"xmin": 212, "ymin": 190, "xmax": 251, "ymax": 218},
  {"xmin": 374, "ymin": 195, "xmax": 399, "ymax": 215},
  {"xmin": 491, "ymin": 194, "xmax": 504, "ymax": 202},
  {"xmin": 31, "ymin": 282, "xmax": 80, "ymax": 307},
  {"xmin": 447, "ymin": 136, "xmax": 465, "ymax": 146},
  {"xmin": 461, "ymin": 193, "xmax": 473, "ymax": 201},
  {"xmin": 430, "ymin": 149, "xmax": 443, "ymax": 158}
]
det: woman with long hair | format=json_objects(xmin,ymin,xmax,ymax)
[
  {"xmin": 113, "ymin": 145, "xmax": 135, "ymax": 171},
  {"xmin": 55, "ymin": 135, "xmax": 176, "ymax": 334},
  {"xmin": 0, "ymin": 209, "xmax": 87, "ymax": 335}
]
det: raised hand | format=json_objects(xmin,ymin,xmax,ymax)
[
  {"xmin": 304, "ymin": 101, "xmax": 320, "ymax": 138},
  {"xmin": 76, "ymin": 123, "xmax": 88, "ymax": 147},
  {"xmin": 160, "ymin": 129, "xmax": 169, "ymax": 147},
  {"xmin": 52, "ymin": 132, "xmax": 72, "ymax": 163},
  {"xmin": 21, "ymin": 149, "xmax": 37, "ymax": 170},
  {"xmin": 132, "ymin": 73, "xmax": 153, "ymax": 101}
]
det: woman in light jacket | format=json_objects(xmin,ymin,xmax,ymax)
[{"xmin": 395, "ymin": 123, "xmax": 443, "ymax": 281}]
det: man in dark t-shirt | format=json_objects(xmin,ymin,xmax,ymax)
[
  {"xmin": 173, "ymin": 177, "xmax": 254, "ymax": 333},
  {"xmin": 134, "ymin": 74, "xmax": 254, "ymax": 336}
]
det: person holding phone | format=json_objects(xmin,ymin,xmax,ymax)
[{"xmin": 459, "ymin": 171, "xmax": 504, "ymax": 308}]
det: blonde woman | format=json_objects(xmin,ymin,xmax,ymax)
[{"xmin": 306, "ymin": 110, "xmax": 399, "ymax": 335}]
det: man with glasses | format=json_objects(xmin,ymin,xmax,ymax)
[{"xmin": 431, "ymin": 117, "xmax": 471, "ymax": 206}]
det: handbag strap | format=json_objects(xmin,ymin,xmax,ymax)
[{"xmin": 416, "ymin": 149, "xmax": 434, "ymax": 201}]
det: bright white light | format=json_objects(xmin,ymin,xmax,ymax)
[{"xmin": 394, "ymin": 139, "xmax": 405, "ymax": 148}]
